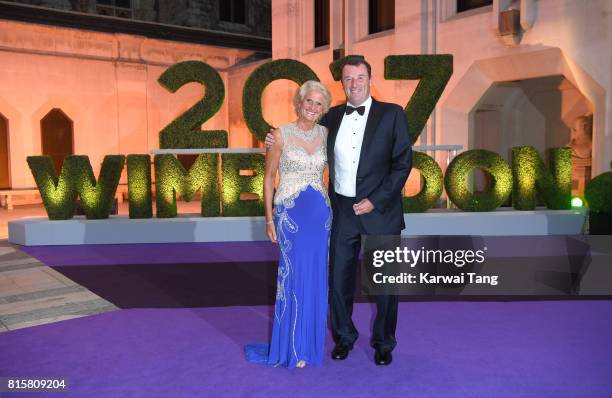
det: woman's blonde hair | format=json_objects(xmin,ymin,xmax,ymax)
[{"xmin": 293, "ymin": 80, "xmax": 332, "ymax": 117}]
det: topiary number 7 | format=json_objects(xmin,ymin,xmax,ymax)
[
  {"xmin": 384, "ymin": 55, "xmax": 453, "ymax": 144},
  {"xmin": 328, "ymin": 55, "xmax": 452, "ymax": 145}
]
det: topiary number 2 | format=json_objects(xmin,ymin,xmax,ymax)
[{"xmin": 158, "ymin": 61, "xmax": 228, "ymax": 149}]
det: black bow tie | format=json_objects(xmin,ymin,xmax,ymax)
[{"xmin": 346, "ymin": 105, "xmax": 365, "ymax": 116}]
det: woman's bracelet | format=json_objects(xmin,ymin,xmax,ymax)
[{"xmin": 265, "ymin": 220, "xmax": 274, "ymax": 225}]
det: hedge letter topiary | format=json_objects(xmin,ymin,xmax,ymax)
[
  {"xmin": 127, "ymin": 154, "xmax": 153, "ymax": 219},
  {"xmin": 511, "ymin": 147, "xmax": 571, "ymax": 210},
  {"xmin": 154, "ymin": 154, "xmax": 220, "ymax": 218},
  {"xmin": 158, "ymin": 61, "xmax": 228, "ymax": 149},
  {"xmin": 221, "ymin": 153, "xmax": 265, "ymax": 216},
  {"xmin": 243, "ymin": 59, "xmax": 319, "ymax": 142},
  {"xmin": 73, "ymin": 155, "xmax": 125, "ymax": 219},
  {"xmin": 384, "ymin": 55, "xmax": 453, "ymax": 144},
  {"xmin": 329, "ymin": 55, "xmax": 452, "ymax": 144},
  {"xmin": 27, "ymin": 156, "xmax": 79, "ymax": 220},
  {"xmin": 28, "ymin": 155, "xmax": 125, "ymax": 220},
  {"xmin": 445, "ymin": 149, "xmax": 512, "ymax": 212},
  {"xmin": 403, "ymin": 151, "xmax": 443, "ymax": 213}
]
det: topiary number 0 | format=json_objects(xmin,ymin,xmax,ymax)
[{"xmin": 242, "ymin": 59, "xmax": 320, "ymax": 142}]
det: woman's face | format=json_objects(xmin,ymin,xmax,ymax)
[{"xmin": 299, "ymin": 90, "xmax": 325, "ymax": 122}]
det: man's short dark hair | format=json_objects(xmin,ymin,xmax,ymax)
[{"xmin": 341, "ymin": 55, "xmax": 372, "ymax": 78}]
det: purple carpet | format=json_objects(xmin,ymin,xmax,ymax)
[
  {"xmin": 2, "ymin": 301, "xmax": 612, "ymax": 397},
  {"xmin": 22, "ymin": 242, "xmax": 279, "ymax": 266},
  {"xmin": 21, "ymin": 236, "xmax": 592, "ymax": 267}
]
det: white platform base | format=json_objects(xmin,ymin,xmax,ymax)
[{"xmin": 8, "ymin": 208, "xmax": 587, "ymax": 246}]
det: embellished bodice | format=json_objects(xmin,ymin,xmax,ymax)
[{"xmin": 274, "ymin": 122, "xmax": 329, "ymax": 208}]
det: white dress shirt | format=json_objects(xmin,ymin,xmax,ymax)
[{"xmin": 333, "ymin": 96, "xmax": 372, "ymax": 197}]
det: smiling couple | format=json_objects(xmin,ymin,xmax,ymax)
[{"xmin": 245, "ymin": 55, "xmax": 412, "ymax": 368}]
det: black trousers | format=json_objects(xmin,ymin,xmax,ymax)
[{"xmin": 329, "ymin": 194, "xmax": 399, "ymax": 353}]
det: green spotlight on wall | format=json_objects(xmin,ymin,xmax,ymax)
[{"xmin": 571, "ymin": 197, "xmax": 584, "ymax": 207}]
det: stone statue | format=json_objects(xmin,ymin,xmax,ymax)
[{"xmin": 566, "ymin": 114, "xmax": 593, "ymax": 196}]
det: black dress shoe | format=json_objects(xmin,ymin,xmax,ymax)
[
  {"xmin": 374, "ymin": 349, "xmax": 392, "ymax": 365},
  {"xmin": 331, "ymin": 344, "xmax": 351, "ymax": 360}
]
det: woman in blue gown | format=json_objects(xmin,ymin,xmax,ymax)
[{"xmin": 245, "ymin": 81, "xmax": 332, "ymax": 368}]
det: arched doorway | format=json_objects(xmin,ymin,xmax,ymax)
[
  {"xmin": 41, "ymin": 109, "xmax": 74, "ymax": 174},
  {"xmin": 0, "ymin": 114, "xmax": 8, "ymax": 188},
  {"xmin": 473, "ymin": 76, "xmax": 592, "ymax": 196},
  {"xmin": 440, "ymin": 48, "xmax": 606, "ymax": 200}
]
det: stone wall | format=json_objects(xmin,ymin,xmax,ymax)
[
  {"xmin": 5, "ymin": 0, "xmax": 272, "ymax": 37},
  {"xmin": 271, "ymin": 0, "xmax": 611, "ymax": 177},
  {"xmin": 0, "ymin": 18, "xmax": 264, "ymax": 188}
]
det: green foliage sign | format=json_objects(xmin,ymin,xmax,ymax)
[
  {"xmin": 28, "ymin": 155, "xmax": 124, "ymax": 220},
  {"xmin": 27, "ymin": 56, "xmax": 608, "ymax": 221},
  {"xmin": 221, "ymin": 154, "xmax": 265, "ymax": 216},
  {"xmin": 329, "ymin": 55, "xmax": 452, "ymax": 144},
  {"xmin": 158, "ymin": 61, "xmax": 228, "ymax": 149},
  {"xmin": 511, "ymin": 147, "xmax": 571, "ymax": 210},
  {"xmin": 384, "ymin": 55, "xmax": 453, "ymax": 144},
  {"xmin": 127, "ymin": 154, "xmax": 153, "ymax": 219},
  {"xmin": 403, "ymin": 152, "xmax": 443, "ymax": 213},
  {"xmin": 445, "ymin": 150, "xmax": 513, "ymax": 212},
  {"xmin": 154, "ymin": 154, "xmax": 220, "ymax": 218},
  {"xmin": 242, "ymin": 59, "xmax": 319, "ymax": 142}
]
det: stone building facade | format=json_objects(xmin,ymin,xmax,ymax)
[
  {"xmin": 0, "ymin": 0, "xmax": 610, "ymax": 201},
  {"xmin": 0, "ymin": 1, "xmax": 271, "ymax": 191},
  {"xmin": 3, "ymin": 0, "xmax": 271, "ymax": 37},
  {"xmin": 271, "ymin": 0, "xmax": 611, "ymax": 187}
]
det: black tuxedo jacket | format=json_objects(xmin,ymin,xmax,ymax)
[{"xmin": 320, "ymin": 98, "xmax": 412, "ymax": 234}]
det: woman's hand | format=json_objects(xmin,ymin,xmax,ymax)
[
  {"xmin": 264, "ymin": 128, "xmax": 282, "ymax": 244},
  {"xmin": 266, "ymin": 222, "xmax": 277, "ymax": 243}
]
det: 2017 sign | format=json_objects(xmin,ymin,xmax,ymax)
[{"xmin": 27, "ymin": 55, "xmax": 601, "ymax": 221}]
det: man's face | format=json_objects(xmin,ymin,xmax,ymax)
[{"xmin": 341, "ymin": 63, "xmax": 371, "ymax": 106}]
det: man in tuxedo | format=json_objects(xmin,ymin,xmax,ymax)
[
  {"xmin": 321, "ymin": 56, "xmax": 412, "ymax": 365},
  {"xmin": 266, "ymin": 55, "xmax": 412, "ymax": 365}
]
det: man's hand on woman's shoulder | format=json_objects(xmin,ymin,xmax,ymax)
[{"xmin": 265, "ymin": 128, "xmax": 276, "ymax": 148}]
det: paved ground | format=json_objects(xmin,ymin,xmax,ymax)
[
  {"xmin": 0, "ymin": 200, "xmax": 206, "ymax": 332},
  {"xmin": 0, "ymin": 240, "xmax": 117, "ymax": 332}
]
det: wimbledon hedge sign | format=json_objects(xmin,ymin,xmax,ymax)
[{"xmin": 26, "ymin": 55, "xmax": 609, "ymax": 220}]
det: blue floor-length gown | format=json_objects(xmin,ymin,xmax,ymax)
[{"xmin": 245, "ymin": 122, "xmax": 331, "ymax": 368}]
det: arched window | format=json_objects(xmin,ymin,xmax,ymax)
[
  {"xmin": 41, "ymin": 109, "xmax": 74, "ymax": 174},
  {"xmin": 0, "ymin": 114, "xmax": 9, "ymax": 188}
]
